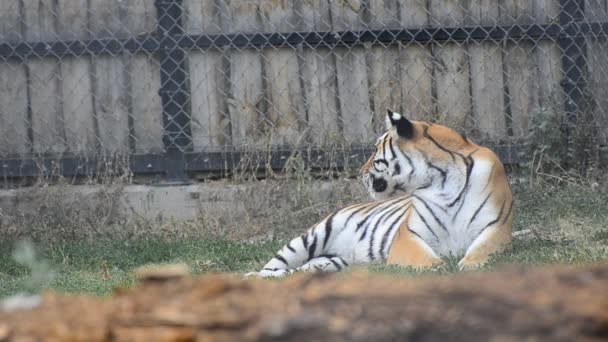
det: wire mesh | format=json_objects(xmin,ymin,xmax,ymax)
[{"xmin": 0, "ymin": 0, "xmax": 607, "ymax": 179}]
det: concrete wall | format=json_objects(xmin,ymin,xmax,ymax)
[{"xmin": 0, "ymin": 179, "xmax": 369, "ymax": 240}]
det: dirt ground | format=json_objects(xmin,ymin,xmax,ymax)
[{"xmin": 1, "ymin": 264, "xmax": 607, "ymax": 342}]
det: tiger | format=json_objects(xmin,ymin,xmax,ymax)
[{"xmin": 246, "ymin": 110, "xmax": 513, "ymax": 278}]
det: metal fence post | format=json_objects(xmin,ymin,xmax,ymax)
[
  {"xmin": 155, "ymin": 0, "xmax": 192, "ymax": 183},
  {"xmin": 559, "ymin": 0, "xmax": 587, "ymax": 158}
]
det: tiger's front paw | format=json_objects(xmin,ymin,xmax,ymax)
[
  {"xmin": 457, "ymin": 255, "xmax": 487, "ymax": 271},
  {"xmin": 244, "ymin": 269, "xmax": 293, "ymax": 279},
  {"xmin": 298, "ymin": 261, "xmax": 332, "ymax": 273}
]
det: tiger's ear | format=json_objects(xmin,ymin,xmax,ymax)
[{"xmin": 386, "ymin": 110, "xmax": 414, "ymax": 139}]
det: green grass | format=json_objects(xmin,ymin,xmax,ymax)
[
  {"xmin": 0, "ymin": 239, "xmax": 284, "ymax": 297},
  {"xmin": 1, "ymin": 184, "xmax": 607, "ymax": 297}
]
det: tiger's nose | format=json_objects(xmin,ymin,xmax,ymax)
[{"xmin": 372, "ymin": 177, "xmax": 387, "ymax": 192}]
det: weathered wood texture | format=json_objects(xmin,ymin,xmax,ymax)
[
  {"xmin": 57, "ymin": 0, "xmax": 96, "ymax": 153},
  {"xmin": 467, "ymin": 1, "xmax": 506, "ymax": 140},
  {"xmin": 501, "ymin": 0, "xmax": 537, "ymax": 138},
  {"xmin": 534, "ymin": 0, "xmax": 563, "ymax": 113},
  {"xmin": 89, "ymin": 0, "xmax": 130, "ymax": 153},
  {"xmin": 223, "ymin": 0, "xmax": 265, "ymax": 148},
  {"xmin": 125, "ymin": 0, "xmax": 163, "ymax": 153},
  {"xmin": 185, "ymin": 0, "xmax": 229, "ymax": 150},
  {"xmin": 293, "ymin": 0, "xmax": 340, "ymax": 145},
  {"xmin": 330, "ymin": 0, "xmax": 372, "ymax": 143},
  {"xmin": 429, "ymin": 1, "xmax": 472, "ymax": 131},
  {"xmin": 366, "ymin": 0, "xmax": 402, "ymax": 132},
  {"xmin": 260, "ymin": 0, "xmax": 305, "ymax": 146},
  {"xmin": 585, "ymin": 0, "xmax": 608, "ymax": 144},
  {"xmin": 398, "ymin": 0, "xmax": 433, "ymax": 122},
  {"xmin": 3, "ymin": 0, "xmax": 608, "ymax": 158},
  {"xmin": 23, "ymin": 0, "xmax": 65, "ymax": 154},
  {"xmin": 0, "ymin": 1, "xmax": 28, "ymax": 156},
  {"xmin": 3, "ymin": 0, "xmax": 163, "ymax": 156}
]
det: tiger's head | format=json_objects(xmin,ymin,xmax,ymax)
[{"xmin": 360, "ymin": 110, "xmax": 473, "ymax": 200}]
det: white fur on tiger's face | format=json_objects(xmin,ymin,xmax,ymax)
[{"xmin": 246, "ymin": 110, "xmax": 513, "ymax": 278}]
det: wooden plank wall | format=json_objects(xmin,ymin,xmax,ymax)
[
  {"xmin": 186, "ymin": 0, "xmax": 229, "ymax": 150},
  {"xmin": 23, "ymin": 0, "xmax": 65, "ymax": 155},
  {"xmin": 501, "ymin": 0, "xmax": 537, "ymax": 139},
  {"xmin": 429, "ymin": 1, "xmax": 472, "ymax": 131},
  {"xmin": 0, "ymin": 0, "xmax": 162, "ymax": 158},
  {"xmin": 4, "ymin": 0, "xmax": 608, "ymax": 159},
  {"xmin": 0, "ymin": 1, "xmax": 28, "ymax": 156},
  {"xmin": 586, "ymin": 0, "xmax": 608, "ymax": 144},
  {"xmin": 125, "ymin": 0, "xmax": 164, "ymax": 153},
  {"xmin": 294, "ymin": 0, "xmax": 339, "ymax": 146}
]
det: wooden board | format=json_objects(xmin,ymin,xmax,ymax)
[
  {"xmin": 533, "ymin": 0, "xmax": 563, "ymax": 113},
  {"xmin": 501, "ymin": 0, "xmax": 537, "ymax": 138},
  {"xmin": 260, "ymin": 0, "xmax": 305, "ymax": 147},
  {"xmin": 367, "ymin": 0, "xmax": 402, "ymax": 132},
  {"xmin": 185, "ymin": 0, "xmax": 229, "ymax": 150},
  {"xmin": 57, "ymin": 0, "xmax": 96, "ymax": 153},
  {"xmin": 292, "ymin": 0, "xmax": 340, "ymax": 146},
  {"xmin": 585, "ymin": 0, "xmax": 608, "ymax": 144},
  {"xmin": 0, "ymin": 1, "xmax": 29, "ymax": 156},
  {"xmin": 89, "ymin": 0, "xmax": 130, "ymax": 154},
  {"xmin": 330, "ymin": 0, "xmax": 372, "ymax": 143},
  {"xmin": 398, "ymin": 0, "xmax": 432, "ymax": 121},
  {"xmin": 23, "ymin": 0, "xmax": 66, "ymax": 154},
  {"xmin": 466, "ymin": 0, "xmax": 506, "ymax": 141},
  {"xmin": 223, "ymin": 0, "xmax": 265, "ymax": 148},
  {"xmin": 125, "ymin": 0, "xmax": 164, "ymax": 153},
  {"xmin": 429, "ymin": 1, "xmax": 471, "ymax": 131}
]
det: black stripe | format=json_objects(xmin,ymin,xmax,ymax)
[
  {"xmin": 427, "ymin": 161, "xmax": 447, "ymax": 188},
  {"xmin": 345, "ymin": 205, "xmax": 370, "ymax": 226},
  {"xmin": 414, "ymin": 206, "xmax": 439, "ymax": 241},
  {"xmin": 451, "ymin": 182, "xmax": 471, "ymax": 222},
  {"xmin": 481, "ymin": 199, "xmax": 507, "ymax": 231},
  {"xmin": 396, "ymin": 148, "xmax": 415, "ymax": 178},
  {"xmin": 301, "ymin": 234, "xmax": 308, "ymax": 249},
  {"xmin": 308, "ymin": 234, "xmax": 318, "ymax": 261},
  {"xmin": 393, "ymin": 162, "xmax": 401, "ymax": 175},
  {"xmin": 263, "ymin": 267, "xmax": 279, "ymax": 271},
  {"xmin": 317, "ymin": 253, "xmax": 337, "ymax": 259},
  {"xmin": 468, "ymin": 192, "xmax": 493, "ymax": 227},
  {"xmin": 483, "ymin": 164, "xmax": 495, "ymax": 191},
  {"xmin": 379, "ymin": 212, "xmax": 406, "ymax": 260},
  {"xmin": 359, "ymin": 201, "xmax": 407, "ymax": 241},
  {"xmin": 323, "ymin": 212, "xmax": 337, "ymax": 249},
  {"xmin": 423, "ymin": 127, "xmax": 455, "ymax": 161},
  {"xmin": 388, "ymin": 136, "xmax": 397, "ymax": 158},
  {"xmin": 413, "ymin": 195, "xmax": 449, "ymax": 233},
  {"xmin": 328, "ymin": 258, "xmax": 343, "ymax": 270},
  {"xmin": 416, "ymin": 182, "xmax": 432, "ymax": 190},
  {"xmin": 382, "ymin": 136, "xmax": 387, "ymax": 160},
  {"xmin": 448, "ymin": 154, "xmax": 475, "ymax": 208},
  {"xmin": 408, "ymin": 227, "xmax": 424, "ymax": 240},
  {"xmin": 286, "ymin": 242, "xmax": 296, "ymax": 253},
  {"xmin": 459, "ymin": 132, "xmax": 468, "ymax": 143},
  {"xmin": 355, "ymin": 200, "xmax": 398, "ymax": 232},
  {"xmin": 339, "ymin": 257, "xmax": 349, "ymax": 267},
  {"xmin": 367, "ymin": 206, "xmax": 403, "ymax": 260},
  {"xmin": 501, "ymin": 199, "xmax": 514, "ymax": 225},
  {"xmin": 274, "ymin": 254, "xmax": 289, "ymax": 266},
  {"xmin": 424, "ymin": 197, "xmax": 449, "ymax": 213}
]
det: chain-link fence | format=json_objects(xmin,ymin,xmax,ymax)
[{"xmin": 0, "ymin": 0, "xmax": 607, "ymax": 183}]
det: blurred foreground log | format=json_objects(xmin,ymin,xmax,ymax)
[{"xmin": 1, "ymin": 264, "xmax": 607, "ymax": 341}]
